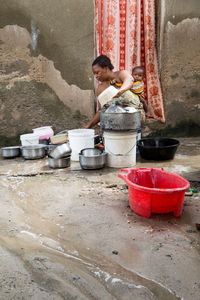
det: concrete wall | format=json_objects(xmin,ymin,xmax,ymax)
[
  {"xmin": 0, "ymin": 0, "xmax": 95, "ymax": 142},
  {"xmin": 152, "ymin": 0, "xmax": 200, "ymax": 135}
]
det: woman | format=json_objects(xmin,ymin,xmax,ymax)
[{"xmin": 84, "ymin": 55, "xmax": 145, "ymax": 129}]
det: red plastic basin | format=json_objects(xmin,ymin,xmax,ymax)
[{"xmin": 118, "ymin": 168, "xmax": 190, "ymax": 218}]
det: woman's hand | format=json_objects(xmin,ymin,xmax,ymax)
[{"xmin": 114, "ymin": 89, "xmax": 124, "ymax": 98}]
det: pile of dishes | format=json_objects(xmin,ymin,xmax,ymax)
[{"xmin": 48, "ymin": 143, "xmax": 71, "ymax": 169}]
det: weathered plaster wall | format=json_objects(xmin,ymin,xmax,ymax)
[
  {"xmin": 153, "ymin": 0, "xmax": 200, "ymax": 134},
  {"xmin": 0, "ymin": 0, "xmax": 95, "ymax": 141}
]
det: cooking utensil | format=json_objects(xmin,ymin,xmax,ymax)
[
  {"xmin": 100, "ymin": 110, "xmax": 141, "ymax": 131},
  {"xmin": 21, "ymin": 145, "xmax": 46, "ymax": 160},
  {"xmin": 48, "ymin": 156, "xmax": 71, "ymax": 169},
  {"xmin": 1, "ymin": 146, "xmax": 21, "ymax": 158},
  {"xmin": 49, "ymin": 143, "xmax": 71, "ymax": 159},
  {"xmin": 46, "ymin": 144, "xmax": 57, "ymax": 155},
  {"xmin": 137, "ymin": 138, "xmax": 180, "ymax": 160},
  {"xmin": 79, "ymin": 148, "xmax": 107, "ymax": 170}
]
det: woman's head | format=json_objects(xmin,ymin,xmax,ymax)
[{"xmin": 92, "ymin": 55, "xmax": 114, "ymax": 82}]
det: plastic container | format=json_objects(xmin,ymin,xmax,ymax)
[
  {"xmin": 33, "ymin": 126, "xmax": 54, "ymax": 140},
  {"xmin": 50, "ymin": 134, "xmax": 67, "ymax": 144},
  {"xmin": 97, "ymin": 86, "xmax": 118, "ymax": 107},
  {"xmin": 137, "ymin": 138, "xmax": 180, "ymax": 160},
  {"xmin": 104, "ymin": 131, "xmax": 137, "ymax": 168},
  {"xmin": 68, "ymin": 129, "xmax": 95, "ymax": 161},
  {"xmin": 118, "ymin": 168, "xmax": 190, "ymax": 218},
  {"xmin": 20, "ymin": 133, "xmax": 39, "ymax": 146}
]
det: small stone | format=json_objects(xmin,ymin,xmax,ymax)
[
  {"xmin": 132, "ymin": 238, "xmax": 135, "ymax": 240},
  {"xmin": 73, "ymin": 276, "xmax": 80, "ymax": 281},
  {"xmin": 59, "ymin": 214, "xmax": 63, "ymax": 217},
  {"xmin": 106, "ymin": 184, "xmax": 117, "ymax": 188},
  {"xmin": 127, "ymin": 220, "xmax": 130, "ymax": 224},
  {"xmin": 112, "ymin": 250, "xmax": 118, "ymax": 255}
]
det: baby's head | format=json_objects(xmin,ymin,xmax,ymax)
[{"xmin": 132, "ymin": 66, "xmax": 145, "ymax": 81}]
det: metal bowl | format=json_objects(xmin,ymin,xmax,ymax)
[
  {"xmin": 48, "ymin": 156, "xmax": 71, "ymax": 169},
  {"xmin": 49, "ymin": 143, "xmax": 71, "ymax": 159},
  {"xmin": 1, "ymin": 146, "xmax": 21, "ymax": 158},
  {"xmin": 21, "ymin": 145, "xmax": 47, "ymax": 160},
  {"xmin": 79, "ymin": 148, "xmax": 107, "ymax": 170}
]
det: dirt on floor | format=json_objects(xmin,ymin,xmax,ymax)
[{"xmin": 0, "ymin": 137, "xmax": 200, "ymax": 300}]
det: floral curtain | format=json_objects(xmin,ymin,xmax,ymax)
[{"xmin": 95, "ymin": 0, "xmax": 165, "ymax": 122}]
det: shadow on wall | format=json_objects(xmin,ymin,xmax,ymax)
[
  {"xmin": 0, "ymin": 81, "xmax": 89, "ymax": 146},
  {"xmin": 148, "ymin": 120, "xmax": 200, "ymax": 137}
]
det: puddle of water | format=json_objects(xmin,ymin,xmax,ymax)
[{"xmin": 17, "ymin": 230, "xmax": 182, "ymax": 300}]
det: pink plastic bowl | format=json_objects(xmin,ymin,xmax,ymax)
[{"xmin": 33, "ymin": 126, "xmax": 54, "ymax": 140}]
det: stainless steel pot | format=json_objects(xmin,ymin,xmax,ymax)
[
  {"xmin": 1, "ymin": 146, "xmax": 21, "ymax": 158},
  {"xmin": 79, "ymin": 148, "xmax": 107, "ymax": 170},
  {"xmin": 100, "ymin": 110, "xmax": 141, "ymax": 131},
  {"xmin": 46, "ymin": 144, "xmax": 57, "ymax": 155},
  {"xmin": 48, "ymin": 156, "xmax": 71, "ymax": 169},
  {"xmin": 49, "ymin": 142, "xmax": 71, "ymax": 159},
  {"xmin": 21, "ymin": 145, "xmax": 46, "ymax": 160}
]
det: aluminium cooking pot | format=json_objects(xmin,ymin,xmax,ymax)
[
  {"xmin": 100, "ymin": 110, "xmax": 141, "ymax": 131},
  {"xmin": 21, "ymin": 145, "xmax": 46, "ymax": 160},
  {"xmin": 49, "ymin": 142, "xmax": 71, "ymax": 159},
  {"xmin": 1, "ymin": 146, "xmax": 21, "ymax": 158},
  {"xmin": 48, "ymin": 156, "xmax": 71, "ymax": 169},
  {"xmin": 79, "ymin": 148, "xmax": 107, "ymax": 170}
]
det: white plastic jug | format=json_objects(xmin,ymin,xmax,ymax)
[
  {"xmin": 68, "ymin": 129, "xmax": 95, "ymax": 161},
  {"xmin": 98, "ymin": 86, "xmax": 118, "ymax": 107},
  {"xmin": 20, "ymin": 133, "xmax": 39, "ymax": 146},
  {"xmin": 104, "ymin": 131, "xmax": 137, "ymax": 168}
]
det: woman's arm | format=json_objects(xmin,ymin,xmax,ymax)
[
  {"xmin": 84, "ymin": 110, "xmax": 100, "ymax": 129},
  {"xmin": 115, "ymin": 70, "xmax": 134, "ymax": 97}
]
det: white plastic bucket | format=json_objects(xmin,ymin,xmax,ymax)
[
  {"xmin": 68, "ymin": 129, "xmax": 95, "ymax": 161},
  {"xmin": 20, "ymin": 133, "xmax": 39, "ymax": 146},
  {"xmin": 104, "ymin": 131, "xmax": 137, "ymax": 168}
]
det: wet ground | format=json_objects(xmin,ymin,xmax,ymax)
[{"xmin": 0, "ymin": 137, "xmax": 200, "ymax": 300}]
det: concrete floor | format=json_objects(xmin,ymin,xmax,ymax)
[{"xmin": 0, "ymin": 137, "xmax": 200, "ymax": 299}]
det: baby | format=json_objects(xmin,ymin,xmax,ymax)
[{"xmin": 131, "ymin": 66, "xmax": 147, "ymax": 113}]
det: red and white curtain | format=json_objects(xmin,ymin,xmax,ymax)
[{"xmin": 95, "ymin": 0, "xmax": 165, "ymax": 122}]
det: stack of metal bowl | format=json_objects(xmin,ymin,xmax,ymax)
[{"xmin": 48, "ymin": 143, "xmax": 71, "ymax": 168}]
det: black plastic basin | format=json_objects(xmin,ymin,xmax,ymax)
[{"xmin": 137, "ymin": 138, "xmax": 180, "ymax": 160}]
